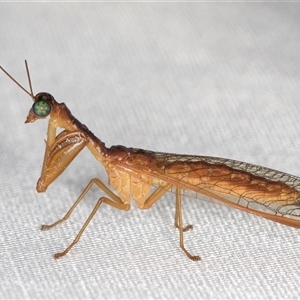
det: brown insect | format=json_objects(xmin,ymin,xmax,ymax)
[{"xmin": 1, "ymin": 61, "xmax": 300, "ymax": 261}]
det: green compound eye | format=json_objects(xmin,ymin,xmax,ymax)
[{"xmin": 32, "ymin": 100, "xmax": 51, "ymax": 117}]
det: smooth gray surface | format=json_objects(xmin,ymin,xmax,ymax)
[{"xmin": 1, "ymin": 3, "xmax": 300, "ymax": 299}]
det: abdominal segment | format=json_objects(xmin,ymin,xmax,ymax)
[{"xmin": 113, "ymin": 148, "xmax": 300, "ymax": 217}]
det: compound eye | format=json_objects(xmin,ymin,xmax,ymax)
[{"xmin": 32, "ymin": 100, "xmax": 51, "ymax": 117}]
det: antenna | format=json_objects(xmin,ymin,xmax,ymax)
[
  {"xmin": 25, "ymin": 60, "xmax": 34, "ymax": 99},
  {"xmin": 0, "ymin": 60, "xmax": 35, "ymax": 101}
]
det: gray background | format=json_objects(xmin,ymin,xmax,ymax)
[{"xmin": 1, "ymin": 2, "xmax": 300, "ymax": 299}]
